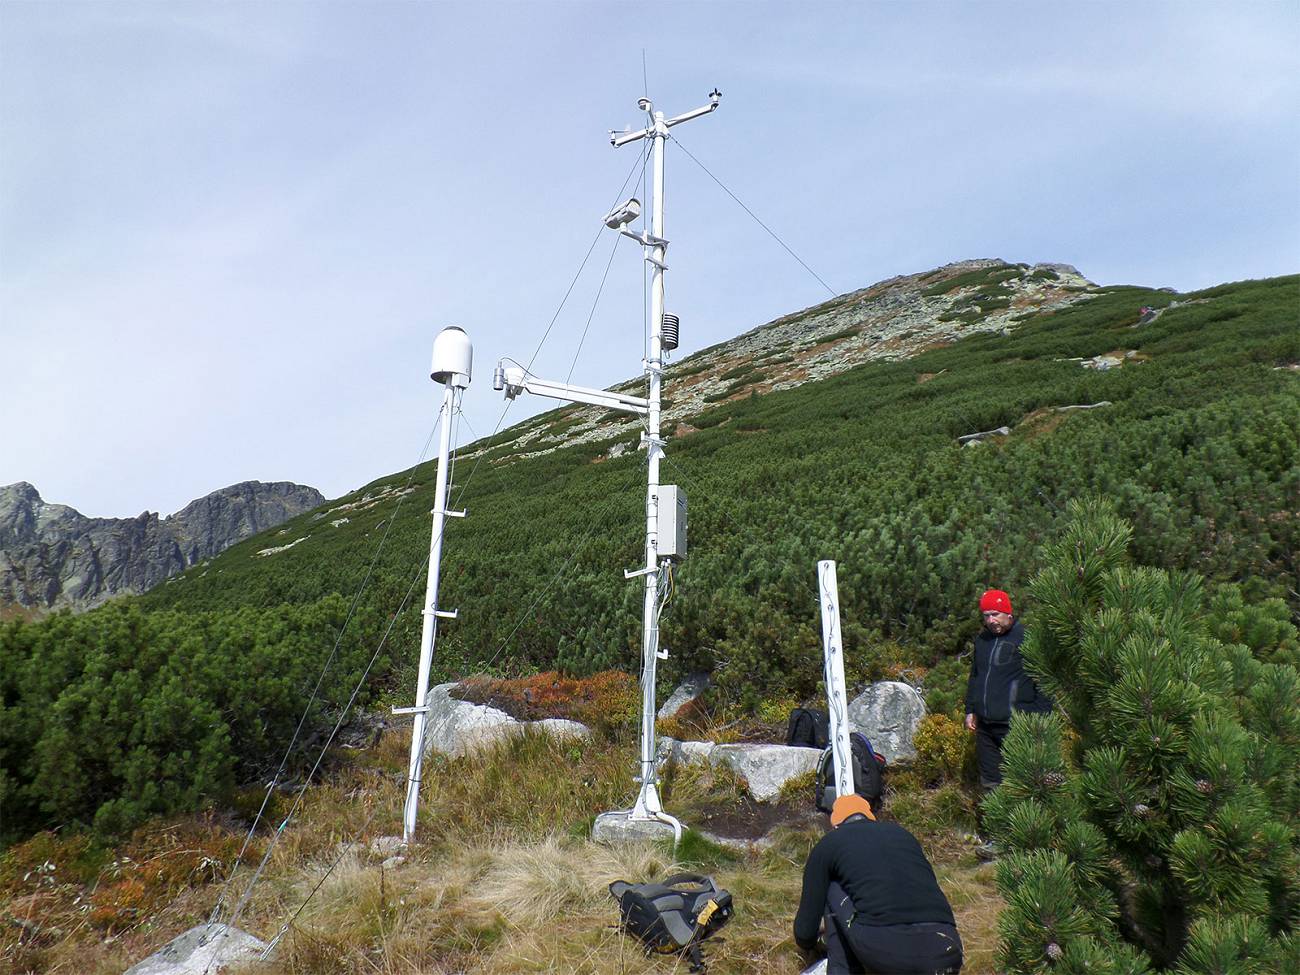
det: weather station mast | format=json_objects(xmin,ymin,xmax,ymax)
[
  {"xmin": 493, "ymin": 89, "xmax": 721, "ymax": 842},
  {"xmin": 395, "ymin": 326, "xmax": 473, "ymax": 845}
]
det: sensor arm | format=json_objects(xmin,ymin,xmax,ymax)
[
  {"xmin": 664, "ymin": 100, "xmax": 719, "ymax": 128},
  {"xmin": 610, "ymin": 89, "xmax": 720, "ymax": 146},
  {"xmin": 493, "ymin": 364, "xmax": 649, "ymax": 415}
]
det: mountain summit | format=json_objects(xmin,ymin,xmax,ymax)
[{"xmin": 0, "ymin": 480, "xmax": 325, "ymax": 614}]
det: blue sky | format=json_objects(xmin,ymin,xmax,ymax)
[{"xmin": 2, "ymin": 1, "xmax": 1296, "ymax": 518}]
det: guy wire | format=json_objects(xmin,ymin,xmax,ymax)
[
  {"xmin": 215, "ymin": 153, "xmax": 656, "ymax": 955},
  {"xmin": 671, "ymin": 134, "xmax": 838, "ymax": 299}
]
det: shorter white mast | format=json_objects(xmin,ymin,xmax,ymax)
[{"xmin": 396, "ymin": 326, "xmax": 472, "ymax": 844}]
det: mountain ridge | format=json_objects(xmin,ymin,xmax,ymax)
[
  {"xmin": 0, "ymin": 479, "xmax": 325, "ymax": 615},
  {"xmin": 482, "ymin": 257, "xmax": 1097, "ymax": 463}
]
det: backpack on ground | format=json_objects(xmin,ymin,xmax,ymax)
[
  {"xmin": 609, "ymin": 872, "xmax": 733, "ymax": 973},
  {"xmin": 786, "ymin": 707, "xmax": 830, "ymax": 749},
  {"xmin": 814, "ymin": 731, "xmax": 887, "ymax": 814}
]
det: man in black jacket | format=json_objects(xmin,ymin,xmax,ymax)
[
  {"xmin": 794, "ymin": 794, "xmax": 963, "ymax": 974},
  {"xmin": 964, "ymin": 588, "xmax": 1052, "ymax": 790}
]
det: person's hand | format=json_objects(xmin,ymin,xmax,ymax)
[{"xmin": 965, "ymin": 713, "xmax": 977, "ymax": 732}]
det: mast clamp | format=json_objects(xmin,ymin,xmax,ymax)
[{"xmin": 624, "ymin": 565, "xmax": 658, "ymax": 579}]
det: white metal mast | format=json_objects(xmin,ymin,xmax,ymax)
[
  {"xmin": 396, "ymin": 326, "xmax": 472, "ymax": 845},
  {"xmin": 493, "ymin": 90, "xmax": 720, "ymax": 838}
]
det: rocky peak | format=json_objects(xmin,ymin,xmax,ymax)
[
  {"xmin": 469, "ymin": 258, "xmax": 1097, "ymax": 465},
  {"xmin": 0, "ymin": 480, "xmax": 325, "ymax": 615},
  {"xmin": 168, "ymin": 481, "xmax": 326, "ymax": 564}
]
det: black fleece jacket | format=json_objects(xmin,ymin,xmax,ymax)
[
  {"xmin": 963, "ymin": 619, "xmax": 1052, "ymax": 722},
  {"xmin": 793, "ymin": 818, "xmax": 956, "ymax": 949}
]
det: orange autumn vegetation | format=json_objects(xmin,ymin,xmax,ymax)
[{"xmin": 455, "ymin": 670, "xmax": 640, "ymax": 735}]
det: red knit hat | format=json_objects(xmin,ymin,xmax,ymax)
[{"xmin": 980, "ymin": 589, "xmax": 1013, "ymax": 614}]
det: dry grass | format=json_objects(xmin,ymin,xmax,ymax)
[{"xmin": 4, "ymin": 729, "xmax": 1005, "ymax": 975}]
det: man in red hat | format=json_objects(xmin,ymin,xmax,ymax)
[{"xmin": 964, "ymin": 588, "xmax": 1053, "ymax": 793}]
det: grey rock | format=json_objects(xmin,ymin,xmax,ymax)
[
  {"xmin": 1054, "ymin": 402, "xmax": 1112, "ymax": 413},
  {"xmin": 591, "ymin": 810, "xmax": 679, "ymax": 845},
  {"xmin": 658, "ymin": 737, "xmax": 820, "ymax": 802},
  {"xmin": 658, "ymin": 672, "xmax": 711, "ymax": 719},
  {"xmin": 124, "ymin": 922, "xmax": 267, "ymax": 975},
  {"xmin": 656, "ymin": 736, "xmax": 716, "ymax": 766},
  {"xmin": 957, "ymin": 426, "xmax": 1011, "ymax": 446},
  {"xmin": 420, "ymin": 683, "xmax": 590, "ymax": 759},
  {"xmin": 368, "ymin": 835, "xmax": 404, "ymax": 857},
  {"xmin": 0, "ymin": 480, "xmax": 324, "ymax": 613},
  {"xmin": 532, "ymin": 717, "xmax": 592, "ymax": 742},
  {"xmin": 713, "ymin": 743, "xmax": 822, "ymax": 801},
  {"xmin": 381, "ymin": 855, "xmax": 406, "ymax": 869},
  {"xmin": 847, "ymin": 681, "xmax": 927, "ymax": 763},
  {"xmin": 693, "ymin": 828, "xmax": 778, "ymax": 852}
]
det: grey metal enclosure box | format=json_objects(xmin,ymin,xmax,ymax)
[{"xmin": 658, "ymin": 485, "xmax": 687, "ymax": 561}]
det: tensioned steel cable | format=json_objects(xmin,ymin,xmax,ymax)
[
  {"xmin": 566, "ymin": 231, "xmax": 623, "ymax": 385},
  {"xmin": 218, "ymin": 153, "xmax": 658, "ymax": 958},
  {"xmin": 258, "ymin": 535, "xmax": 437, "ymax": 958},
  {"xmin": 230, "ymin": 395, "xmax": 465, "ymax": 953},
  {"xmin": 527, "ymin": 148, "xmax": 649, "ymax": 370},
  {"xmin": 211, "ymin": 416, "xmax": 454, "ymax": 969},
  {"xmin": 471, "ymin": 459, "xmax": 645, "ymax": 677},
  {"xmin": 670, "ymin": 134, "xmax": 839, "ymax": 299},
  {"xmin": 202, "ymin": 416, "xmax": 442, "ymax": 953}
]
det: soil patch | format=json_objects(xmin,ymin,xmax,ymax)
[{"xmin": 686, "ymin": 796, "xmax": 824, "ymax": 842}]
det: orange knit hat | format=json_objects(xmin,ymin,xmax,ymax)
[{"xmin": 830, "ymin": 794, "xmax": 876, "ymax": 826}]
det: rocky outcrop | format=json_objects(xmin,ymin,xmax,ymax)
[
  {"xmin": 655, "ymin": 680, "xmax": 926, "ymax": 800},
  {"xmin": 124, "ymin": 922, "xmax": 266, "ymax": 975},
  {"xmin": 460, "ymin": 259, "xmax": 1098, "ymax": 466},
  {"xmin": 0, "ymin": 480, "xmax": 323, "ymax": 613},
  {"xmin": 658, "ymin": 672, "xmax": 711, "ymax": 719},
  {"xmin": 847, "ymin": 681, "xmax": 927, "ymax": 763},
  {"xmin": 656, "ymin": 738, "xmax": 822, "ymax": 802},
  {"xmin": 419, "ymin": 683, "xmax": 590, "ymax": 759}
]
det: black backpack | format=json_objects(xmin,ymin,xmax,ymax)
[
  {"xmin": 814, "ymin": 731, "xmax": 887, "ymax": 813},
  {"xmin": 609, "ymin": 872, "xmax": 733, "ymax": 972},
  {"xmin": 786, "ymin": 707, "xmax": 830, "ymax": 749}
]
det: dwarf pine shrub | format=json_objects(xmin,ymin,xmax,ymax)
[{"xmin": 985, "ymin": 500, "xmax": 1299, "ymax": 972}]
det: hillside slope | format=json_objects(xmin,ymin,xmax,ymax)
[
  {"xmin": 3, "ymin": 260, "xmax": 1297, "ymax": 838},
  {"xmin": 141, "ymin": 263, "xmax": 1298, "ymax": 693}
]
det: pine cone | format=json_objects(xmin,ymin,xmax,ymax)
[
  {"xmin": 1133, "ymin": 803, "xmax": 1152, "ymax": 818},
  {"xmin": 1196, "ymin": 779, "xmax": 1213, "ymax": 794},
  {"xmin": 1044, "ymin": 772, "xmax": 1066, "ymax": 787},
  {"xmin": 1046, "ymin": 942, "xmax": 1064, "ymax": 961}
]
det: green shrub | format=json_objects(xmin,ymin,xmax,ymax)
[{"xmin": 912, "ymin": 714, "xmax": 974, "ymax": 785}]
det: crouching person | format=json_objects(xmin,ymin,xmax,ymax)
[{"xmin": 794, "ymin": 795, "xmax": 962, "ymax": 974}]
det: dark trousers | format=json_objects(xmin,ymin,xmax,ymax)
[
  {"xmin": 974, "ymin": 719, "xmax": 1010, "ymax": 789},
  {"xmin": 823, "ymin": 882, "xmax": 963, "ymax": 974}
]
